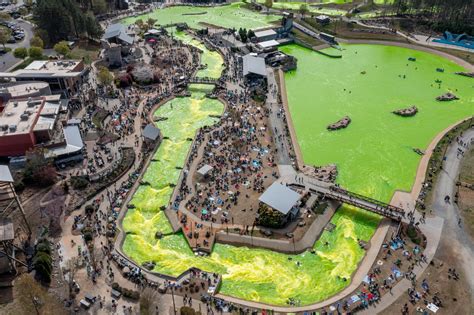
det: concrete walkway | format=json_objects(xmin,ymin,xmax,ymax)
[
  {"xmin": 361, "ymin": 129, "xmax": 474, "ymax": 313},
  {"xmin": 431, "ymin": 129, "xmax": 474, "ymax": 288}
]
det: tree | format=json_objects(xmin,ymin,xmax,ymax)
[
  {"xmin": 299, "ymin": 4, "xmax": 309, "ymax": 18},
  {"xmin": 28, "ymin": 46, "xmax": 43, "ymax": 59},
  {"xmin": 33, "ymin": 239, "xmax": 52, "ymax": 283},
  {"xmin": 65, "ymin": 256, "xmax": 79, "ymax": 298},
  {"xmin": 14, "ymin": 274, "xmax": 66, "ymax": 315},
  {"xmin": 135, "ymin": 18, "xmax": 144, "ymax": 29},
  {"xmin": 33, "ymin": 0, "xmax": 102, "ymax": 44},
  {"xmin": 23, "ymin": 148, "xmax": 56, "ymax": 186},
  {"xmin": 97, "ymin": 66, "xmax": 113, "ymax": 86},
  {"xmin": 30, "ymin": 36, "xmax": 44, "ymax": 48},
  {"xmin": 0, "ymin": 27, "xmax": 11, "ymax": 49},
  {"xmin": 264, "ymin": 0, "xmax": 273, "ymax": 13},
  {"xmin": 53, "ymin": 41, "xmax": 70, "ymax": 56},
  {"xmin": 140, "ymin": 288, "xmax": 162, "ymax": 315},
  {"xmin": 147, "ymin": 18, "xmax": 157, "ymax": 29},
  {"xmin": 34, "ymin": 29, "xmax": 50, "ymax": 47},
  {"xmin": 91, "ymin": 0, "xmax": 107, "ymax": 15},
  {"xmin": 14, "ymin": 47, "xmax": 28, "ymax": 58},
  {"xmin": 0, "ymin": 12, "xmax": 11, "ymax": 21},
  {"xmin": 247, "ymin": 29, "xmax": 255, "ymax": 40},
  {"xmin": 84, "ymin": 12, "xmax": 103, "ymax": 39}
]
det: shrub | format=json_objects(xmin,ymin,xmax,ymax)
[
  {"xmin": 118, "ymin": 73, "xmax": 133, "ymax": 88},
  {"xmin": 53, "ymin": 41, "xmax": 70, "ymax": 56},
  {"xmin": 70, "ymin": 176, "xmax": 89, "ymax": 190},
  {"xmin": 28, "ymin": 46, "xmax": 43, "ymax": 59},
  {"xmin": 83, "ymin": 231, "xmax": 93, "ymax": 243},
  {"xmin": 30, "ymin": 36, "xmax": 44, "ymax": 48},
  {"xmin": 181, "ymin": 306, "xmax": 196, "ymax": 315},
  {"xmin": 112, "ymin": 282, "xmax": 121, "ymax": 292},
  {"xmin": 33, "ymin": 239, "xmax": 52, "ymax": 283},
  {"xmin": 13, "ymin": 47, "xmax": 28, "ymax": 59}
]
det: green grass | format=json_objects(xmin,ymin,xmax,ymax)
[{"xmin": 68, "ymin": 41, "xmax": 100, "ymax": 64}]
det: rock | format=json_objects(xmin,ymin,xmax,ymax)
[
  {"xmin": 327, "ymin": 116, "xmax": 351, "ymax": 131},
  {"xmin": 436, "ymin": 92, "xmax": 459, "ymax": 101},
  {"xmin": 392, "ymin": 106, "xmax": 418, "ymax": 117}
]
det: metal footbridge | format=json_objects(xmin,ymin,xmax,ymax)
[
  {"xmin": 188, "ymin": 77, "xmax": 223, "ymax": 87},
  {"xmin": 304, "ymin": 183, "xmax": 406, "ymax": 221}
]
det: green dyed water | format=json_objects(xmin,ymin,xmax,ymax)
[
  {"xmin": 122, "ymin": 27, "xmax": 472, "ymax": 305},
  {"xmin": 122, "ymin": 2, "xmax": 279, "ymax": 30},
  {"xmin": 122, "ymin": 31, "xmax": 380, "ymax": 306},
  {"xmin": 280, "ymin": 44, "xmax": 473, "ymax": 201},
  {"xmin": 174, "ymin": 31, "xmax": 225, "ymax": 79}
]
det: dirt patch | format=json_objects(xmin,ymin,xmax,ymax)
[{"xmin": 383, "ymin": 240, "xmax": 472, "ymax": 315}]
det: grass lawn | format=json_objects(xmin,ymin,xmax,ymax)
[{"xmin": 69, "ymin": 41, "xmax": 100, "ymax": 64}]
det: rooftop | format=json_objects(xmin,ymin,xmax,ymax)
[
  {"xmin": 0, "ymin": 60, "xmax": 84, "ymax": 79},
  {"xmin": 258, "ymin": 39, "xmax": 280, "ymax": 49},
  {"xmin": 0, "ymin": 96, "xmax": 62, "ymax": 136},
  {"xmin": 143, "ymin": 123, "xmax": 160, "ymax": 141},
  {"xmin": 0, "ymin": 218, "xmax": 14, "ymax": 242},
  {"xmin": 25, "ymin": 60, "xmax": 82, "ymax": 72},
  {"xmin": 0, "ymin": 97, "xmax": 45, "ymax": 136},
  {"xmin": 259, "ymin": 182, "xmax": 301, "ymax": 215},
  {"xmin": 0, "ymin": 82, "xmax": 50, "ymax": 99},
  {"xmin": 0, "ymin": 165, "xmax": 13, "ymax": 183},
  {"xmin": 254, "ymin": 29, "xmax": 277, "ymax": 38},
  {"xmin": 243, "ymin": 54, "xmax": 267, "ymax": 77},
  {"xmin": 103, "ymin": 23, "xmax": 134, "ymax": 45},
  {"xmin": 45, "ymin": 124, "xmax": 84, "ymax": 157}
]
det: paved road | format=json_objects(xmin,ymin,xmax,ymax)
[
  {"xmin": 431, "ymin": 128, "xmax": 474, "ymax": 291},
  {"xmin": 0, "ymin": 19, "xmax": 34, "ymax": 71},
  {"xmin": 362, "ymin": 127, "xmax": 474, "ymax": 314},
  {"xmin": 266, "ymin": 67, "xmax": 292, "ymax": 165}
]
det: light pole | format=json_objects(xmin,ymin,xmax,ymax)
[{"xmin": 171, "ymin": 285, "xmax": 177, "ymax": 315}]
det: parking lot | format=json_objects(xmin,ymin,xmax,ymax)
[{"xmin": 0, "ymin": 19, "xmax": 33, "ymax": 71}]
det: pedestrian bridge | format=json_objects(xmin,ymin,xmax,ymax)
[
  {"xmin": 188, "ymin": 77, "xmax": 223, "ymax": 87},
  {"xmin": 303, "ymin": 183, "xmax": 405, "ymax": 220}
]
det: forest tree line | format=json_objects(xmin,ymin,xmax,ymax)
[
  {"xmin": 33, "ymin": 0, "xmax": 114, "ymax": 45},
  {"xmin": 392, "ymin": 0, "xmax": 473, "ymax": 34}
]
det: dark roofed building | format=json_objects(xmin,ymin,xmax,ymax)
[
  {"xmin": 257, "ymin": 182, "xmax": 302, "ymax": 227},
  {"xmin": 143, "ymin": 124, "xmax": 160, "ymax": 141},
  {"xmin": 103, "ymin": 24, "xmax": 134, "ymax": 45},
  {"xmin": 102, "ymin": 24, "xmax": 135, "ymax": 67},
  {"xmin": 242, "ymin": 54, "xmax": 267, "ymax": 78}
]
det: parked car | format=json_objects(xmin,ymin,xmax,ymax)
[{"xmin": 7, "ymin": 36, "xmax": 15, "ymax": 43}]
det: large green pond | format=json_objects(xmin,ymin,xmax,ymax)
[
  {"xmin": 280, "ymin": 44, "xmax": 473, "ymax": 201},
  {"xmin": 123, "ymin": 2, "xmax": 279, "ymax": 30}
]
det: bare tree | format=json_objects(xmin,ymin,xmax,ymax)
[{"xmin": 14, "ymin": 274, "xmax": 67, "ymax": 315}]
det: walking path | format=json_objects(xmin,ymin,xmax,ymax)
[{"xmin": 362, "ymin": 127, "xmax": 474, "ymax": 313}]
